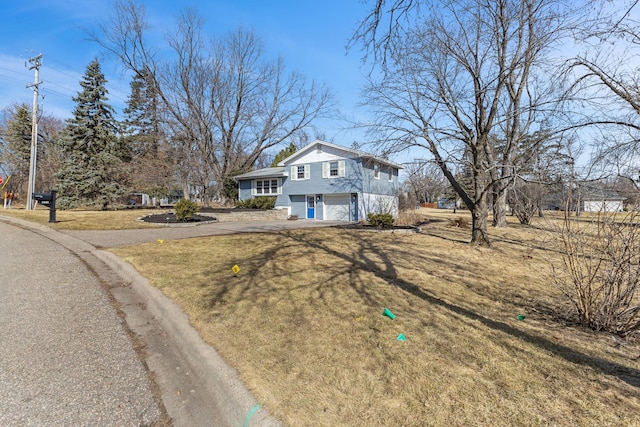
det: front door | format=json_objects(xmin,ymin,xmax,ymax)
[{"xmin": 306, "ymin": 195, "xmax": 315, "ymax": 219}]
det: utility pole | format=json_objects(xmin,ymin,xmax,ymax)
[{"xmin": 26, "ymin": 53, "xmax": 42, "ymax": 210}]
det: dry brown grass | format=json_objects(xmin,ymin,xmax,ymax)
[
  {"xmin": 0, "ymin": 207, "xmax": 161, "ymax": 230},
  {"xmin": 112, "ymin": 210, "xmax": 640, "ymax": 427}
]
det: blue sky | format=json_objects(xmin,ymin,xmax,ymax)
[{"xmin": 0, "ymin": 0, "xmax": 378, "ymax": 148}]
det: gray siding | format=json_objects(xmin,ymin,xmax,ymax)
[
  {"xmin": 238, "ymin": 180, "xmax": 253, "ymax": 200},
  {"xmin": 360, "ymin": 159, "xmax": 399, "ymax": 196},
  {"xmin": 237, "ymin": 177, "xmax": 289, "ymax": 208},
  {"xmin": 282, "ymin": 158, "xmax": 363, "ymax": 198},
  {"xmin": 282, "ymin": 158, "xmax": 399, "ymax": 199},
  {"xmin": 316, "ymin": 196, "xmax": 324, "ymax": 220},
  {"xmin": 290, "ymin": 195, "xmax": 306, "ymax": 218}
]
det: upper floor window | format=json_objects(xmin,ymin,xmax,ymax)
[
  {"xmin": 374, "ymin": 163, "xmax": 380, "ymax": 179},
  {"xmin": 388, "ymin": 167, "xmax": 395, "ymax": 182},
  {"xmin": 322, "ymin": 160, "xmax": 345, "ymax": 178},
  {"xmin": 330, "ymin": 161, "xmax": 339, "ymax": 177},
  {"xmin": 291, "ymin": 164, "xmax": 310, "ymax": 180}
]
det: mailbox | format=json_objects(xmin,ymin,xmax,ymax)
[{"xmin": 32, "ymin": 190, "xmax": 57, "ymax": 223}]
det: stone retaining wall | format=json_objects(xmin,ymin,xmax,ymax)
[{"xmin": 200, "ymin": 209, "xmax": 289, "ymax": 222}]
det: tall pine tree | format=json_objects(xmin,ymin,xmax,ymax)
[
  {"xmin": 1, "ymin": 104, "xmax": 32, "ymax": 191},
  {"xmin": 56, "ymin": 59, "xmax": 127, "ymax": 209},
  {"xmin": 271, "ymin": 142, "xmax": 297, "ymax": 167},
  {"xmin": 123, "ymin": 70, "xmax": 160, "ymax": 157},
  {"xmin": 122, "ymin": 70, "xmax": 174, "ymax": 199}
]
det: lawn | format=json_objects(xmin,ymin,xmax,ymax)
[
  {"xmin": 111, "ymin": 212, "xmax": 640, "ymax": 426},
  {"xmin": 0, "ymin": 207, "xmax": 161, "ymax": 229}
]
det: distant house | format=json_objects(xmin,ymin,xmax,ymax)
[
  {"xmin": 437, "ymin": 197, "xmax": 456, "ymax": 209},
  {"xmin": 234, "ymin": 140, "xmax": 403, "ymax": 221},
  {"xmin": 159, "ymin": 190, "xmax": 184, "ymax": 206},
  {"xmin": 581, "ymin": 189, "xmax": 625, "ymax": 213},
  {"xmin": 128, "ymin": 192, "xmax": 151, "ymax": 206}
]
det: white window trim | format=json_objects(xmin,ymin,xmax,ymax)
[
  {"xmin": 291, "ymin": 164, "xmax": 310, "ymax": 180},
  {"xmin": 322, "ymin": 160, "xmax": 345, "ymax": 178},
  {"xmin": 388, "ymin": 167, "xmax": 394, "ymax": 182},
  {"xmin": 252, "ymin": 178, "xmax": 282, "ymax": 195},
  {"xmin": 374, "ymin": 163, "xmax": 380, "ymax": 180}
]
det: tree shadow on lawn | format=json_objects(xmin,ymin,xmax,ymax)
[{"xmin": 223, "ymin": 229, "xmax": 640, "ymax": 390}]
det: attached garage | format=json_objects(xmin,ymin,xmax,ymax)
[{"xmin": 323, "ymin": 194, "xmax": 351, "ymax": 221}]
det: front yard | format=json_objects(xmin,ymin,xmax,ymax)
[{"xmin": 111, "ymin": 213, "xmax": 640, "ymax": 426}]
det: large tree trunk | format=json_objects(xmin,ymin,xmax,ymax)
[
  {"xmin": 492, "ymin": 184, "xmax": 508, "ymax": 228},
  {"xmin": 471, "ymin": 194, "xmax": 491, "ymax": 247}
]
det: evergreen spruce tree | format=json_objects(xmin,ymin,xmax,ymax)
[
  {"xmin": 3, "ymin": 104, "xmax": 33, "ymax": 189},
  {"xmin": 271, "ymin": 142, "xmax": 297, "ymax": 167},
  {"xmin": 56, "ymin": 59, "xmax": 127, "ymax": 209},
  {"xmin": 123, "ymin": 70, "xmax": 160, "ymax": 157},
  {"xmin": 122, "ymin": 70, "xmax": 174, "ymax": 199}
]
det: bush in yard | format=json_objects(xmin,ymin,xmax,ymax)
[
  {"xmin": 174, "ymin": 198, "xmax": 199, "ymax": 221},
  {"xmin": 550, "ymin": 209, "xmax": 640, "ymax": 340},
  {"xmin": 449, "ymin": 216, "xmax": 469, "ymax": 228},
  {"xmin": 235, "ymin": 196, "xmax": 276, "ymax": 209},
  {"xmin": 367, "ymin": 212, "xmax": 395, "ymax": 228},
  {"xmin": 508, "ymin": 179, "xmax": 547, "ymax": 225}
]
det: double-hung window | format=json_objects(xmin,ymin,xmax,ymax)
[
  {"xmin": 291, "ymin": 164, "xmax": 310, "ymax": 180},
  {"xmin": 329, "ymin": 161, "xmax": 339, "ymax": 177},
  {"xmin": 322, "ymin": 160, "xmax": 345, "ymax": 178},
  {"xmin": 374, "ymin": 163, "xmax": 380, "ymax": 179}
]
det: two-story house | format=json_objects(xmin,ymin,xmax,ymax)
[{"xmin": 234, "ymin": 140, "xmax": 403, "ymax": 221}]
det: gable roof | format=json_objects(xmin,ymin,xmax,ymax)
[
  {"xmin": 233, "ymin": 166, "xmax": 286, "ymax": 181},
  {"xmin": 581, "ymin": 189, "xmax": 626, "ymax": 201},
  {"xmin": 277, "ymin": 139, "xmax": 404, "ymax": 169}
]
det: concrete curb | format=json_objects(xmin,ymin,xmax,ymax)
[
  {"xmin": 95, "ymin": 250, "xmax": 281, "ymax": 427},
  {"xmin": 0, "ymin": 215, "xmax": 282, "ymax": 427}
]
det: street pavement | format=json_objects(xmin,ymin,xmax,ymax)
[
  {"xmin": 0, "ymin": 220, "xmax": 164, "ymax": 426},
  {"xmin": 0, "ymin": 215, "xmax": 338, "ymax": 426}
]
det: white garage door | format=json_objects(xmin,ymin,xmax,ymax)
[{"xmin": 324, "ymin": 194, "xmax": 351, "ymax": 221}]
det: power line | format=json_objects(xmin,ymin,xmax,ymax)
[
  {"xmin": 0, "ymin": 73, "xmax": 30, "ymax": 86},
  {"xmin": 0, "ymin": 65, "xmax": 30, "ymax": 78}
]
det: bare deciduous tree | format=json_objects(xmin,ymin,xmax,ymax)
[
  {"xmin": 352, "ymin": 0, "xmax": 582, "ymax": 245},
  {"xmin": 508, "ymin": 178, "xmax": 547, "ymax": 224},
  {"xmin": 36, "ymin": 114, "xmax": 64, "ymax": 191},
  {"xmin": 567, "ymin": 1, "xmax": 640, "ymax": 184},
  {"xmin": 92, "ymin": 1, "xmax": 334, "ymax": 204},
  {"xmin": 0, "ymin": 105, "xmax": 63, "ymax": 197},
  {"xmin": 403, "ymin": 160, "xmax": 447, "ymax": 204}
]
